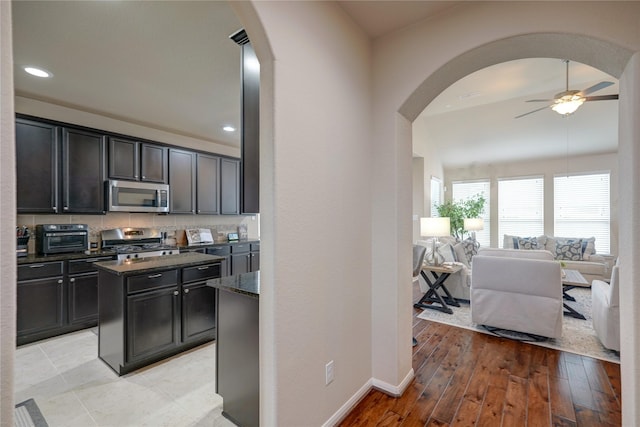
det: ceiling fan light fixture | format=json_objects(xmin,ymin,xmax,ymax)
[{"xmin": 551, "ymin": 93, "xmax": 585, "ymax": 116}]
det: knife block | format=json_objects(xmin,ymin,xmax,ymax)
[{"xmin": 17, "ymin": 236, "xmax": 29, "ymax": 257}]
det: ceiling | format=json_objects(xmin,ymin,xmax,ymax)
[{"xmin": 12, "ymin": 1, "xmax": 618, "ymax": 166}]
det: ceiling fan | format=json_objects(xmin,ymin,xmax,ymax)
[{"xmin": 515, "ymin": 59, "xmax": 618, "ymax": 118}]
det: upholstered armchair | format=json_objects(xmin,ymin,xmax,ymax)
[
  {"xmin": 471, "ymin": 248, "xmax": 563, "ymax": 339},
  {"xmin": 592, "ymin": 264, "xmax": 620, "ymax": 351}
]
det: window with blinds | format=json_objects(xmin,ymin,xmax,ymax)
[
  {"xmin": 430, "ymin": 177, "xmax": 442, "ymax": 217},
  {"xmin": 498, "ymin": 177, "xmax": 544, "ymax": 248},
  {"xmin": 554, "ymin": 173, "xmax": 610, "ymax": 253},
  {"xmin": 452, "ymin": 180, "xmax": 490, "ymax": 247}
]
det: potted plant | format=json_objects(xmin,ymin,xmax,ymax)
[{"xmin": 434, "ymin": 193, "xmax": 486, "ymax": 240}]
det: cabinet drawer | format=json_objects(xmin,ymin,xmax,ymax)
[
  {"xmin": 182, "ymin": 263, "xmax": 221, "ymax": 284},
  {"xmin": 250, "ymin": 243, "xmax": 260, "ymax": 252},
  {"xmin": 127, "ymin": 269, "xmax": 178, "ymax": 294},
  {"xmin": 207, "ymin": 246, "xmax": 230, "ymax": 256},
  {"xmin": 18, "ymin": 261, "xmax": 64, "ymax": 281},
  {"xmin": 68, "ymin": 256, "xmax": 116, "ymax": 274},
  {"xmin": 231, "ymin": 243, "xmax": 250, "ymax": 254}
]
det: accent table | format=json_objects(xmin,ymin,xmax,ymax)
[
  {"xmin": 562, "ymin": 269, "xmax": 589, "ymax": 320},
  {"xmin": 414, "ymin": 263, "xmax": 462, "ymax": 315}
]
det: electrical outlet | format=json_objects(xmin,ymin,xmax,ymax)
[{"xmin": 325, "ymin": 360, "xmax": 334, "ymax": 385}]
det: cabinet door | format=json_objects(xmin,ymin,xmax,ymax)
[
  {"xmin": 220, "ymin": 158, "xmax": 240, "ymax": 215},
  {"xmin": 68, "ymin": 273, "xmax": 99, "ymax": 325},
  {"xmin": 108, "ymin": 137, "xmax": 139, "ymax": 181},
  {"xmin": 196, "ymin": 154, "xmax": 220, "ymax": 214},
  {"xmin": 127, "ymin": 287, "xmax": 180, "ymax": 362},
  {"xmin": 17, "ymin": 277, "xmax": 64, "ymax": 336},
  {"xmin": 141, "ymin": 143, "xmax": 168, "ymax": 183},
  {"xmin": 62, "ymin": 127, "xmax": 106, "ymax": 213},
  {"xmin": 15, "ymin": 118, "xmax": 59, "ymax": 213},
  {"xmin": 169, "ymin": 149, "xmax": 196, "ymax": 214},
  {"xmin": 250, "ymin": 251, "xmax": 260, "ymax": 272},
  {"xmin": 182, "ymin": 282, "xmax": 216, "ymax": 343},
  {"xmin": 231, "ymin": 253, "xmax": 250, "ymax": 275}
]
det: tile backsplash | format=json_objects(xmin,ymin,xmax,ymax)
[{"xmin": 17, "ymin": 212, "xmax": 259, "ymax": 254}]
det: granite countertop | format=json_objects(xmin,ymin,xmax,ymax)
[
  {"xmin": 18, "ymin": 250, "xmax": 117, "ymax": 264},
  {"xmin": 207, "ymin": 271, "xmax": 260, "ymax": 298},
  {"xmin": 94, "ymin": 252, "xmax": 224, "ymax": 276},
  {"xmin": 178, "ymin": 239, "xmax": 259, "ymax": 251}
]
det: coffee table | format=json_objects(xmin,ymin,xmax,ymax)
[
  {"xmin": 413, "ymin": 263, "xmax": 462, "ymax": 315},
  {"xmin": 562, "ymin": 269, "xmax": 588, "ymax": 320}
]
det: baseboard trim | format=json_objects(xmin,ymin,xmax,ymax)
[
  {"xmin": 372, "ymin": 368, "xmax": 415, "ymax": 397},
  {"xmin": 321, "ymin": 378, "xmax": 373, "ymax": 427},
  {"xmin": 322, "ymin": 369, "xmax": 415, "ymax": 426}
]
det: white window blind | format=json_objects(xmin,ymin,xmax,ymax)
[
  {"xmin": 452, "ymin": 180, "xmax": 490, "ymax": 247},
  {"xmin": 554, "ymin": 173, "xmax": 610, "ymax": 253},
  {"xmin": 430, "ymin": 177, "xmax": 442, "ymax": 217},
  {"xmin": 498, "ymin": 177, "xmax": 544, "ymax": 248}
]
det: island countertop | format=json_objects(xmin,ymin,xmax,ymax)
[
  {"xmin": 94, "ymin": 252, "xmax": 224, "ymax": 276},
  {"xmin": 207, "ymin": 271, "xmax": 260, "ymax": 298}
]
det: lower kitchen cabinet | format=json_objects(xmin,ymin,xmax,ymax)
[
  {"xmin": 230, "ymin": 242, "xmax": 260, "ymax": 275},
  {"xmin": 17, "ymin": 256, "xmax": 114, "ymax": 345},
  {"xmin": 97, "ymin": 258, "xmax": 221, "ymax": 375}
]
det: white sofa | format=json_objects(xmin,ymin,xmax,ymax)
[
  {"xmin": 471, "ymin": 248, "xmax": 563, "ymax": 339},
  {"xmin": 592, "ymin": 264, "xmax": 620, "ymax": 351},
  {"xmin": 503, "ymin": 234, "xmax": 610, "ymax": 283}
]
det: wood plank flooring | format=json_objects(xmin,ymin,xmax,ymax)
[{"xmin": 338, "ymin": 285, "xmax": 622, "ymax": 427}]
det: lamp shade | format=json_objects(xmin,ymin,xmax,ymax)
[
  {"xmin": 464, "ymin": 217, "xmax": 484, "ymax": 231},
  {"xmin": 420, "ymin": 217, "xmax": 450, "ymax": 237}
]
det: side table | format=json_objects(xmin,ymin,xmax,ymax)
[{"xmin": 414, "ymin": 263, "xmax": 462, "ymax": 315}]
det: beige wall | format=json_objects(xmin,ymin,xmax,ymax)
[
  {"xmin": 1, "ymin": 1, "xmax": 16, "ymax": 425},
  {"xmin": 444, "ymin": 152, "xmax": 619, "ymax": 253},
  {"xmin": 236, "ymin": 2, "xmax": 374, "ymax": 426}
]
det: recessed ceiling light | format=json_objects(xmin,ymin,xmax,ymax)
[
  {"xmin": 24, "ymin": 66, "xmax": 52, "ymax": 78},
  {"xmin": 223, "ymin": 126, "xmax": 236, "ymax": 132}
]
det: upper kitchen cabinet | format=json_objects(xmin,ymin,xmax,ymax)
[
  {"xmin": 231, "ymin": 30, "xmax": 260, "ymax": 214},
  {"xmin": 16, "ymin": 117, "xmax": 106, "ymax": 214},
  {"xmin": 61, "ymin": 127, "xmax": 107, "ymax": 213},
  {"xmin": 16, "ymin": 118, "xmax": 59, "ymax": 213},
  {"xmin": 109, "ymin": 137, "xmax": 168, "ymax": 183},
  {"xmin": 196, "ymin": 153, "xmax": 220, "ymax": 215},
  {"xmin": 169, "ymin": 148, "xmax": 196, "ymax": 214},
  {"xmin": 220, "ymin": 158, "xmax": 240, "ymax": 215}
]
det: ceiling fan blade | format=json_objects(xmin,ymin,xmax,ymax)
[
  {"xmin": 515, "ymin": 105, "xmax": 551, "ymax": 119},
  {"xmin": 585, "ymin": 94, "xmax": 619, "ymax": 101},
  {"xmin": 525, "ymin": 99, "xmax": 554, "ymax": 103},
  {"xmin": 581, "ymin": 81, "xmax": 614, "ymax": 95}
]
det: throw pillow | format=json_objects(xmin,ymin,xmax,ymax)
[
  {"xmin": 515, "ymin": 237, "xmax": 539, "ymax": 250},
  {"xmin": 437, "ymin": 243, "xmax": 457, "ymax": 263},
  {"xmin": 555, "ymin": 239, "xmax": 583, "ymax": 261},
  {"xmin": 453, "ymin": 243, "xmax": 470, "ymax": 268},
  {"xmin": 461, "ymin": 238, "xmax": 478, "ymax": 264}
]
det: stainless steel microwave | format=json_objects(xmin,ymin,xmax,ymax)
[{"xmin": 106, "ymin": 180, "xmax": 169, "ymax": 213}]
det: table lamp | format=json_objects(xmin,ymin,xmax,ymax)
[
  {"xmin": 420, "ymin": 217, "xmax": 450, "ymax": 266},
  {"xmin": 464, "ymin": 217, "xmax": 484, "ymax": 249}
]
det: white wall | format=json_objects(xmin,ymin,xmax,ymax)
[
  {"xmin": 236, "ymin": 2, "xmax": 373, "ymax": 425},
  {"xmin": 0, "ymin": 1, "xmax": 16, "ymax": 425},
  {"xmin": 444, "ymin": 152, "xmax": 619, "ymax": 252}
]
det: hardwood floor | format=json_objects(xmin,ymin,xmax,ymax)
[{"xmin": 339, "ymin": 287, "xmax": 622, "ymax": 427}]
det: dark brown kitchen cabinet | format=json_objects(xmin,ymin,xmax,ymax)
[
  {"xmin": 169, "ymin": 148, "xmax": 196, "ymax": 214},
  {"xmin": 17, "ymin": 256, "xmax": 114, "ymax": 346},
  {"xmin": 61, "ymin": 127, "xmax": 107, "ymax": 213},
  {"xmin": 109, "ymin": 137, "xmax": 168, "ymax": 183},
  {"xmin": 196, "ymin": 153, "xmax": 220, "ymax": 214},
  {"xmin": 98, "ymin": 259, "xmax": 221, "ymax": 375},
  {"xmin": 127, "ymin": 285, "xmax": 181, "ymax": 363},
  {"xmin": 220, "ymin": 158, "xmax": 240, "ymax": 215},
  {"xmin": 15, "ymin": 118, "xmax": 59, "ymax": 213},
  {"xmin": 229, "ymin": 242, "xmax": 259, "ymax": 275},
  {"xmin": 206, "ymin": 246, "xmax": 230, "ymax": 277}
]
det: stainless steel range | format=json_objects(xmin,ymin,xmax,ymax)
[{"xmin": 101, "ymin": 227, "xmax": 179, "ymax": 260}]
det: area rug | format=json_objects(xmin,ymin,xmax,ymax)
[
  {"xmin": 417, "ymin": 287, "xmax": 620, "ymax": 363},
  {"xmin": 15, "ymin": 398, "xmax": 48, "ymax": 427}
]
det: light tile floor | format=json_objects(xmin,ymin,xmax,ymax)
[{"xmin": 15, "ymin": 329, "xmax": 237, "ymax": 427}]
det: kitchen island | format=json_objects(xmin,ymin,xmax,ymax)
[
  {"xmin": 207, "ymin": 271, "xmax": 259, "ymax": 427},
  {"xmin": 95, "ymin": 252, "xmax": 223, "ymax": 375}
]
